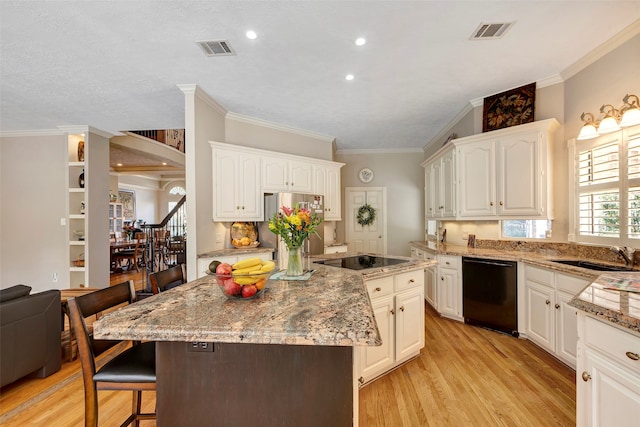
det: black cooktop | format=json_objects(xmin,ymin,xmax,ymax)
[{"xmin": 314, "ymin": 255, "xmax": 409, "ymax": 270}]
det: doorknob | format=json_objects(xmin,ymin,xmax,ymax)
[{"xmin": 378, "ymin": 235, "xmax": 382, "ymax": 238}]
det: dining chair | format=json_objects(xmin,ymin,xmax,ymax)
[
  {"xmin": 112, "ymin": 232, "xmax": 146, "ymax": 272},
  {"xmin": 149, "ymin": 264, "xmax": 187, "ymax": 294},
  {"xmin": 67, "ymin": 280, "xmax": 156, "ymax": 427}
]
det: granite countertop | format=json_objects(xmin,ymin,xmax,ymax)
[
  {"xmin": 409, "ymin": 240, "xmax": 640, "ymax": 333},
  {"xmin": 93, "ymin": 264, "xmax": 382, "ymax": 346},
  {"xmin": 198, "ymin": 247, "xmax": 275, "ymax": 258},
  {"xmin": 569, "ymin": 273, "xmax": 640, "ymax": 334}
]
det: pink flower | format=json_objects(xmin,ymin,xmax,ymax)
[{"xmin": 281, "ymin": 206, "xmax": 294, "ymax": 216}]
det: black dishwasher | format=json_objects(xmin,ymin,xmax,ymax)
[{"xmin": 462, "ymin": 257, "xmax": 518, "ymax": 337}]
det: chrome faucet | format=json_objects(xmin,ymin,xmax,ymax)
[{"xmin": 610, "ymin": 246, "xmax": 634, "ymax": 266}]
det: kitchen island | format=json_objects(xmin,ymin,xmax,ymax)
[{"xmin": 94, "ymin": 263, "xmax": 399, "ymax": 426}]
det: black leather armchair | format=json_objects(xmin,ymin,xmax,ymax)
[{"xmin": 0, "ymin": 285, "xmax": 62, "ymax": 388}]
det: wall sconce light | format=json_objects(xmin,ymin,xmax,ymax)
[
  {"xmin": 577, "ymin": 112, "xmax": 599, "ymax": 141},
  {"xmin": 577, "ymin": 93, "xmax": 640, "ymax": 140}
]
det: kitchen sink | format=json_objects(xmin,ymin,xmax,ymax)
[{"xmin": 549, "ymin": 259, "xmax": 635, "ymax": 272}]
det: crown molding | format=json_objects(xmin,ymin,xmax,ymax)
[
  {"xmin": 177, "ymin": 84, "xmax": 228, "ymax": 116},
  {"xmin": 336, "ymin": 147, "xmax": 424, "ymax": 155},
  {"xmin": 561, "ymin": 19, "xmax": 640, "ymax": 81},
  {"xmin": 225, "ymin": 112, "xmax": 335, "ymax": 143},
  {"xmin": 423, "ymin": 102, "xmax": 475, "ymax": 151},
  {"xmin": 0, "ymin": 129, "xmax": 66, "ymax": 137}
]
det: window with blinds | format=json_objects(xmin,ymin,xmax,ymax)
[{"xmin": 575, "ymin": 125, "xmax": 640, "ymax": 244}]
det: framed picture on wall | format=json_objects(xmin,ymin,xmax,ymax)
[
  {"xmin": 482, "ymin": 82, "xmax": 536, "ymax": 132},
  {"xmin": 118, "ymin": 190, "xmax": 136, "ymax": 221}
]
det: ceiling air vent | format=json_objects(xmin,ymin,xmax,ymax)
[
  {"xmin": 470, "ymin": 22, "xmax": 514, "ymax": 40},
  {"xmin": 196, "ymin": 40, "xmax": 236, "ymax": 56}
]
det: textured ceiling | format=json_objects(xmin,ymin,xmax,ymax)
[{"xmin": 1, "ymin": 1, "xmax": 639, "ymax": 151}]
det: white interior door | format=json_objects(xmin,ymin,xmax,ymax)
[{"xmin": 345, "ymin": 187, "xmax": 386, "ymax": 254}]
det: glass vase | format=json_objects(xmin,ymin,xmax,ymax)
[{"xmin": 287, "ymin": 246, "xmax": 304, "ymax": 277}]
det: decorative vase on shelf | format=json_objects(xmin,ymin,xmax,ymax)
[
  {"xmin": 78, "ymin": 169, "xmax": 85, "ymax": 188},
  {"xmin": 287, "ymin": 245, "xmax": 304, "ymax": 277},
  {"xmin": 77, "ymin": 140, "xmax": 85, "ymax": 162}
]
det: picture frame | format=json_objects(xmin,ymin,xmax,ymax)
[
  {"xmin": 482, "ymin": 82, "xmax": 536, "ymax": 132},
  {"xmin": 118, "ymin": 190, "xmax": 136, "ymax": 221}
]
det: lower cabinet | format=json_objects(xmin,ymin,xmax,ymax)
[
  {"xmin": 196, "ymin": 251, "xmax": 273, "ymax": 278},
  {"xmin": 437, "ymin": 255, "xmax": 462, "ymax": 321},
  {"xmin": 410, "ymin": 245, "xmax": 438, "ymax": 309},
  {"xmin": 577, "ymin": 314, "xmax": 640, "ymax": 426},
  {"xmin": 524, "ymin": 264, "xmax": 590, "ymax": 368},
  {"xmin": 357, "ymin": 269, "xmax": 425, "ymax": 386}
]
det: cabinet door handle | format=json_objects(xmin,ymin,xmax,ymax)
[
  {"xmin": 390, "ymin": 309, "xmax": 395, "ymax": 315},
  {"xmin": 291, "ymin": 182, "xmax": 294, "ymax": 186},
  {"xmin": 581, "ymin": 372, "xmax": 591, "ymax": 382},
  {"xmin": 545, "ymin": 299, "xmax": 551, "ymax": 305},
  {"xmin": 555, "ymin": 303, "xmax": 560, "ymax": 309},
  {"xmin": 626, "ymin": 351, "xmax": 640, "ymax": 361},
  {"xmin": 236, "ymin": 206, "xmax": 240, "ymax": 210},
  {"xmin": 409, "ymin": 279, "xmax": 415, "ymax": 283},
  {"xmin": 285, "ymin": 182, "xmax": 289, "ymax": 186},
  {"xmin": 358, "ymin": 376, "xmax": 364, "ymax": 385},
  {"xmin": 499, "ymin": 201, "xmax": 504, "ymax": 206},
  {"xmin": 445, "ymin": 261, "xmax": 450, "ymax": 265},
  {"xmin": 490, "ymin": 201, "xmax": 494, "ymax": 206},
  {"xmin": 375, "ymin": 287, "xmax": 381, "ymax": 292},
  {"xmin": 399, "ymin": 306, "xmax": 405, "ymax": 312},
  {"xmin": 441, "ymin": 277, "xmax": 444, "ymax": 281}
]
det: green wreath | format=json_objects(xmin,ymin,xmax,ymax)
[{"xmin": 357, "ymin": 204, "xmax": 376, "ymax": 226}]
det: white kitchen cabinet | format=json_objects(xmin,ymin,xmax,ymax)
[
  {"xmin": 437, "ymin": 255, "xmax": 462, "ymax": 321},
  {"xmin": 212, "ymin": 146, "xmax": 262, "ymax": 221},
  {"xmin": 196, "ymin": 251, "xmax": 273, "ymax": 278},
  {"xmin": 324, "ymin": 244, "xmax": 348, "ymax": 254},
  {"xmin": 358, "ymin": 269, "xmax": 425, "ymax": 386},
  {"xmin": 524, "ymin": 264, "xmax": 589, "ymax": 368},
  {"xmin": 262, "ymin": 156, "xmax": 313, "ymax": 193},
  {"xmin": 456, "ymin": 119, "xmax": 558, "ymax": 219},
  {"xmin": 577, "ymin": 314, "xmax": 640, "ymax": 427},
  {"xmin": 457, "ymin": 141, "xmax": 495, "ymax": 217},
  {"xmin": 423, "ymin": 147, "xmax": 456, "ymax": 219},
  {"xmin": 410, "ymin": 245, "xmax": 437, "ymax": 310},
  {"xmin": 313, "ymin": 164, "xmax": 342, "ymax": 220}
]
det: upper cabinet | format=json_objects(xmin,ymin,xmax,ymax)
[
  {"xmin": 262, "ymin": 157, "xmax": 313, "ymax": 193},
  {"xmin": 313, "ymin": 164, "xmax": 343, "ymax": 220},
  {"xmin": 423, "ymin": 146, "xmax": 456, "ymax": 219},
  {"xmin": 211, "ymin": 141, "xmax": 344, "ymax": 222},
  {"xmin": 212, "ymin": 145, "xmax": 263, "ymax": 221},
  {"xmin": 423, "ymin": 119, "xmax": 559, "ymax": 220},
  {"xmin": 457, "ymin": 119, "xmax": 559, "ymax": 219}
]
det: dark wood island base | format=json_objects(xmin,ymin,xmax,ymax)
[{"xmin": 157, "ymin": 341, "xmax": 354, "ymax": 426}]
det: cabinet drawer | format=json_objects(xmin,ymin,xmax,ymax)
[
  {"xmin": 395, "ymin": 270, "xmax": 424, "ymax": 292},
  {"xmin": 366, "ymin": 277, "xmax": 394, "ymax": 299},
  {"xmin": 525, "ymin": 264, "xmax": 554, "ymax": 286},
  {"xmin": 556, "ymin": 273, "xmax": 590, "ymax": 294},
  {"xmin": 585, "ymin": 316, "xmax": 640, "ymax": 374},
  {"xmin": 438, "ymin": 255, "xmax": 459, "ymax": 268}
]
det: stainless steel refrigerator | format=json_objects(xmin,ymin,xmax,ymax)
[{"xmin": 259, "ymin": 193, "xmax": 324, "ymax": 262}]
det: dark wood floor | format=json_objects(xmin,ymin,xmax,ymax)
[{"xmin": 1, "ymin": 277, "xmax": 575, "ymax": 426}]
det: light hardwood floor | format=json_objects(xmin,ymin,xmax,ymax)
[{"xmin": 1, "ymin": 280, "xmax": 575, "ymax": 426}]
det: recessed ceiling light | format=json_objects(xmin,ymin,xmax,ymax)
[
  {"xmin": 345, "ymin": 74, "xmax": 354, "ymax": 81},
  {"xmin": 246, "ymin": 30, "xmax": 257, "ymax": 40},
  {"xmin": 162, "ymin": 162, "xmax": 167, "ymax": 166},
  {"xmin": 355, "ymin": 37, "xmax": 366, "ymax": 46},
  {"xmin": 117, "ymin": 163, "xmax": 123, "ymax": 167}
]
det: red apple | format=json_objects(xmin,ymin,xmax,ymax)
[
  {"xmin": 223, "ymin": 278, "xmax": 242, "ymax": 295},
  {"xmin": 241, "ymin": 285, "xmax": 258, "ymax": 298},
  {"xmin": 216, "ymin": 262, "xmax": 232, "ymax": 275}
]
